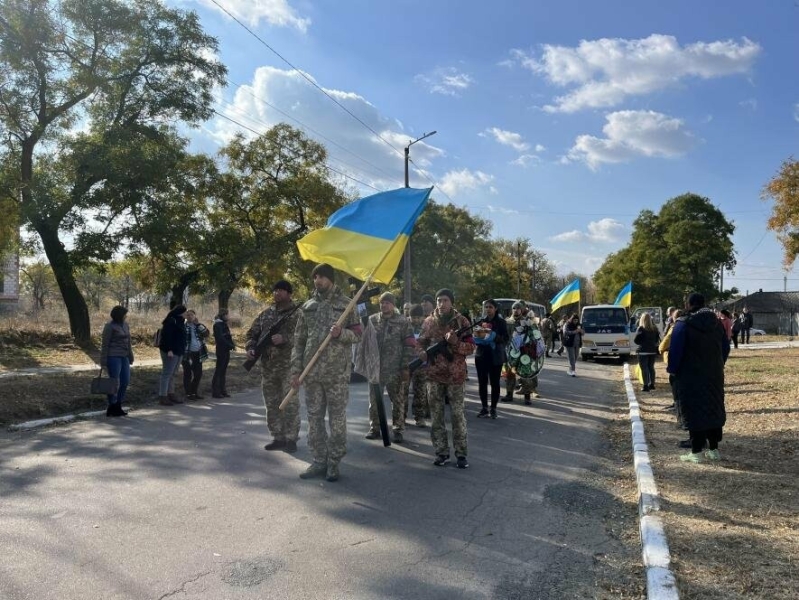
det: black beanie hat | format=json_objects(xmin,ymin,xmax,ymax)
[
  {"xmin": 273, "ymin": 279, "xmax": 293, "ymax": 294},
  {"xmin": 311, "ymin": 263, "xmax": 335, "ymax": 282},
  {"xmin": 420, "ymin": 294, "xmax": 435, "ymax": 304},
  {"xmin": 435, "ymin": 288, "xmax": 454, "ymax": 303}
]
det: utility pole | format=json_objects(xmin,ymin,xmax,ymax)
[
  {"xmin": 531, "ymin": 258, "xmax": 537, "ymax": 301},
  {"xmin": 403, "ymin": 130, "xmax": 437, "ymax": 306},
  {"xmin": 719, "ymin": 265, "xmax": 723, "ymax": 295},
  {"xmin": 516, "ymin": 241, "xmax": 522, "ymax": 297}
]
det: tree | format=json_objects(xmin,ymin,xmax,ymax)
[
  {"xmin": 593, "ymin": 193, "xmax": 735, "ymax": 308},
  {"xmin": 763, "ymin": 157, "xmax": 799, "ymax": 268},
  {"xmin": 20, "ymin": 260, "xmax": 57, "ymax": 311},
  {"xmin": 201, "ymin": 126, "xmax": 349, "ymax": 310},
  {"xmin": 0, "ymin": 0, "xmax": 226, "ymax": 342}
]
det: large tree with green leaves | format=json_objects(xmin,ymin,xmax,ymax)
[
  {"xmin": 762, "ymin": 157, "xmax": 799, "ymax": 268},
  {"xmin": 593, "ymin": 193, "xmax": 735, "ymax": 308},
  {"xmin": 0, "ymin": 0, "xmax": 226, "ymax": 341}
]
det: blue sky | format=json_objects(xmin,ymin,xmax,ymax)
[{"xmin": 171, "ymin": 0, "xmax": 799, "ymax": 296}]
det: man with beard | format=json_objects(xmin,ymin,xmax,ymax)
[
  {"xmin": 291, "ymin": 264, "xmax": 362, "ymax": 482},
  {"xmin": 416, "ymin": 289, "xmax": 476, "ymax": 469}
]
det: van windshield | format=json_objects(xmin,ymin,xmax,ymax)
[{"xmin": 582, "ymin": 307, "xmax": 629, "ymax": 334}]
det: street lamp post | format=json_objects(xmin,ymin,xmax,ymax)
[{"xmin": 403, "ymin": 130, "xmax": 437, "ymax": 306}]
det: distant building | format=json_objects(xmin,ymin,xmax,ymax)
[
  {"xmin": 0, "ymin": 251, "xmax": 20, "ymax": 306},
  {"xmin": 718, "ymin": 291, "xmax": 799, "ymax": 336}
]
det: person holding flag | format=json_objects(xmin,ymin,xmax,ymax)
[{"xmin": 286, "ymin": 186, "xmax": 433, "ymax": 481}]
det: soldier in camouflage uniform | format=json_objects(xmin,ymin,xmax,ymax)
[
  {"xmin": 408, "ymin": 304, "xmax": 430, "ymax": 427},
  {"xmin": 291, "ymin": 264, "xmax": 362, "ymax": 482},
  {"xmin": 503, "ymin": 301, "xmax": 540, "ymax": 405},
  {"xmin": 364, "ymin": 292, "xmax": 416, "ymax": 443},
  {"xmin": 416, "ymin": 288, "xmax": 475, "ymax": 469},
  {"xmin": 245, "ymin": 280, "xmax": 301, "ymax": 453}
]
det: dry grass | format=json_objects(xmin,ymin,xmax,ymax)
[{"xmin": 633, "ymin": 347, "xmax": 799, "ymax": 599}]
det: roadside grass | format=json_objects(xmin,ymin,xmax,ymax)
[{"xmin": 633, "ymin": 347, "xmax": 799, "ymax": 600}]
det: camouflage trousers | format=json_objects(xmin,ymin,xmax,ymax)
[
  {"xmin": 543, "ymin": 333, "xmax": 554, "ymax": 354},
  {"xmin": 410, "ymin": 369, "xmax": 429, "ymax": 419},
  {"xmin": 368, "ymin": 376, "xmax": 406, "ymax": 433},
  {"xmin": 427, "ymin": 381, "xmax": 467, "ymax": 458},
  {"xmin": 506, "ymin": 371, "xmax": 538, "ymax": 396},
  {"xmin": 304, "ymin": 377, "xmax": 349, "ymax": 466},
  {"xmin": 262, "ymin": 368, "xmax": 300, "ymax": 442}
]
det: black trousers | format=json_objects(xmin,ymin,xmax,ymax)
[
  {"xmin": 741, "ymin": 328, "xmax": 751, "ymax": 344},
  {"xmin": 475, "ymin": 355, "xmax": 502, "ymax": 409},
  {"xmin": 212, "ymin": 348, "xmax": 230, "ymax": 395},
  {"xmin": 690, "ymin": 428, "xmax": 723, "ymax": 453},
  {"xmin": 732, "ymin": 331, "xmax": 739, "ymax": 348},
  {"xmin": 182, "ymin": 351, "xmax": 203, "ymax": 395}
]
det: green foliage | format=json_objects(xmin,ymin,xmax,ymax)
[{"xmin": 593, "ymin": 193, "xmax": 735, "ymax": 308}]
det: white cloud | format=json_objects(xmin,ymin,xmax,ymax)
[
  {"xmin": 415, "ymin": 68, "xmax": 475, "ymax": 96},
  {"xmin": 510, "ymin": 34, "xmax": 761, "ymax": 113},
  {"xmin": 739, "ymin": 98, "xmax": 758, "ymax": 111},
  {"xmin": 484, "ymin": 205, "xmax": 520, "ymax": 215},
  {"xmin": 480, "ymin": 127, "xmax": 530, "ymax": 151},
  {"xmin": 794, "ymin": 103, "xmax": 799, "ymax": 122},
  {"xmin": 438, "ymin": 169, "xmax": 494, "ymax": 197},
  {"xmin": 510, "ymin": 154, "xmax": 540, "ymax": 167},
  {"xmin": 209, "ymin": 66, "xmax": 446, "ymax": 189},
  {"xmin": 550, "ymin": 218, "xmax": 626, "ymax": 244},
  {"xmin": 566, "ymin": 110, "xmax": 696, "ymax": 169},
  {"xmin": 187, "ymin": 0, "xmax": 310, "ymax": 31}
]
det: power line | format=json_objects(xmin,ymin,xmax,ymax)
[{"xmin": 213, "ymin": 111, "xmax": 382, "ymax": 191}]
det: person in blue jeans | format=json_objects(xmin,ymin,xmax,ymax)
[
  {"xmin": 100, "ymin": 305, "xmax": 135, "ymax": 417},
  {"xmin": 158, "ymin": 304, "xmax": 187, "ymax": 405}
]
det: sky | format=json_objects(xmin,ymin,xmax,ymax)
[{"xmin": 169, "ymin": 0, "xmax": 799, "ymax": 297}]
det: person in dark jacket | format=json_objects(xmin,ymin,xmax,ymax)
[
  {"xmin": 182, "ymin": 309, "xmax": 210, "ymax": 400},
  {"xmin": 474, "ymin": 299, "xmax": 508, "ymax": 418},
  {"xmin": 158, "ymin": 304, "xmax": 187, "ymax": 406},
  {"xmin": 100, "ymin": 305, "xmax": 135, "ymax": 417},
  {"xmin": 731, "ymin": 311, "xmax": 741, "ymax": 349},
  {"xmin": 740, "ymin": 307, "xmax": 754, "ymax": 344},
  {"xmin": 634, "ymin": 312, "xmax": 661, "ymax": 392},
  {"xmin": 561, "ymin": 314, "xmax": 583, "ymax": 376},
  {"xmin": 667, "ymin": 293, "xmax": 730, "ymax": 462},
  {"xmin": 211, "ymin": 309, "xmax": 236, "ymax": 398}
]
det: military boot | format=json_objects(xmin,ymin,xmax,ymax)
[
  {"xmin": 299, "ymin": 462, "xmax": 327, "ymax": 480},
  {"xmin": 326, "ymin": 463, "xmax": 340, "ymax": 482},
  {"xmin": 524, "ymin": 394, "xmax": 532, "ymax": 406}
]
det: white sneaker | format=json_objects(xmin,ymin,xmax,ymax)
[
  {"xmin": 571, "ymin": 371, "xmax": 577, "ymax": 377},
  {"xmin": 567, "ymin": 370, "xmax": 573, "ymax": 376}
]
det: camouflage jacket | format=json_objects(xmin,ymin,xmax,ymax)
[
  {"xmin": 418, "ymin": 308, "xmax": 475, "ymax": 385},
  {"xmin": 369, "ymin": 311, "xmax": 416, "ymax": 382},
  {"xmin": 245, "ymin": 303, "xmax": 300, "ymax": 368},
  {"xmin": 291, "ymin": 285, "xmax": 362, "ymax": 383}
]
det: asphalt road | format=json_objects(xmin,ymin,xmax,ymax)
[{"xmin": 1, "ymin": 357, "xmax": 625, "ymax": 600}]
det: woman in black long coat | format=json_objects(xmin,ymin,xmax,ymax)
[{"xmin": 212, "ymin": 309, "xmax": 236, "ymax": 398}]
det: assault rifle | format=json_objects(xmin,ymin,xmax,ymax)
[
  {"xmin": 408, "ymin": 318, "xmax": 478, "ymax": 374},
  {"xmin": 243, "ymin": 304, "xmax": 301, "ymax": 372}
]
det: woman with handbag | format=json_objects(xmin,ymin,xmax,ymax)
[{"xmin": 100, "ymin": 305, "xmax": 135, "ymax": 417}]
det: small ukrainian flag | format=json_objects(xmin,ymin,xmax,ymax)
[
  {"xmin": 296, "ymin": 187, "xmax": 432, "ymax": 284},
  {"xmin": 614, "ymin": 281, "xmax": 632, "ymax": 308}
]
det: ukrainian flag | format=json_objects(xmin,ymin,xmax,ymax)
[
  {"xmin": 550, "ymin": 279, "xmax": 581, "ymax": 312},
  {"xmin": 614, "ymin": 281, "xmax": 632, "ymax": 307},
  {"xmin": 296, "ymin": 187, "xmax": 432, "ymax": 284}
]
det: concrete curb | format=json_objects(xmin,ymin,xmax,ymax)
[
  {"xmin": 8, "ymin": 409, "xmax": 108, "ymax": 431},
  {"xmin": 623, "ymin": 362, "xmax": 680, "ymax": 600}
]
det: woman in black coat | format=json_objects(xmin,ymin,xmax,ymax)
[
  {"xmin": 634, "ymin": 312, "xmax": 661, "ymax": 392},
  {"xmin": 474, "ymin": 299, "xmax": 509, "ymax": 419},
  {"xmin": 158, "ymin": 304, "xmax": 187, "ymax": 406},
  {"xmin": 212, "ymin": 309, "xmax": 236, "ymax": 398}
]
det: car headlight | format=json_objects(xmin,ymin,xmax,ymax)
[
  {"xmin": 615, "ymin": 339, "xmax": 630, "ymax": 347},
  {"xmin": 582, "ymin": 338, "xmax": 595, "ymax": 346}
]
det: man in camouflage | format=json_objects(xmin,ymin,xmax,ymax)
[
  {"xmin": 246, "ymin": 280, "xmax": 301, "ymax": 453},
  {"xmin": 503, "ymin": 300, "xmax": 540, "ymax": 405},
  {"xmin": 291, "ymin": 263, "xmax": 362, "ymax": 482},
  {"xmin": 539, "ymin": 311, "xmax": 556, "ymax": 358},
  {"xmin": 416, "ymin": 288, "xmax": 475, "ymax": 469},
  {"xmin": 364, "ymin": 292, "xmax": 416, "ymax": 443},
  {"xmin": 409, "ymin": 304, "xmax": 430, "ymax": 427}
]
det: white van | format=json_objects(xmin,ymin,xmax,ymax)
[
  {"xmin": 579, "ymin": 304, "xmax": 632, "ymax": 361},
  {"xmin": 629, "ymin": 306, "xmax": 664, "ymax": 335},
  {"xmin": 493, "ymin": 298, "xmax": 546, "ymax": 321}
]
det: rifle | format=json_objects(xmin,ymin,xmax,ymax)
[
  {"xmin": 408, "ymin": 317, "xmax": 477, "ymax": 374},
  {"xmin": 243, "ymin": 304, "xmax": 301, "ymax": 372}
]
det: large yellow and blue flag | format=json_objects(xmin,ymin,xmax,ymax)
[
  {"xmin": 550, "ymin": 279, "xmax": 581, "ymax": 312},
  {"xmin": 614, "ymin": 281, "xmax": 632, "ymax": 307},
  {"xmin": 296, "ymin": 187, "xmax": 432, "ymax": 284}
]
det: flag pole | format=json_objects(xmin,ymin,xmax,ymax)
[{"xmin": 278, "ymin": 228, "xmax": 413, "ymax": 411}]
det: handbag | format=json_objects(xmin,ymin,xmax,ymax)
[{"xmin": 91, "ymin": 367, "xmax": 120, "ymax": 395}]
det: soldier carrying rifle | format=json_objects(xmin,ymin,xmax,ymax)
[
  {"xmin": 416, "ymin": 288, "xmax": 476, "ymax": 469},
  {"xmin": 245, "ymin": 280, "xmax": 301, "ymax": 454}
]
